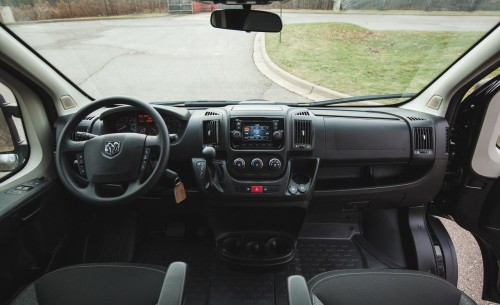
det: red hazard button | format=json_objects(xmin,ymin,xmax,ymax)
[{"xmin": 251, "ymin": 185, "xmax": 263, "ymax": 193}]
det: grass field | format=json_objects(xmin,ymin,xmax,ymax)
[
  {"xmin": 262, "ymin": 9, "xmax": 500, "ymax": 16},
  {"xmin": 266, "ymin": 23, "xmax": 485, "ymax": 96}
]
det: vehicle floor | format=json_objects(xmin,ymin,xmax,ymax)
[
  {"xmin": 75, "ymin": 212, "xmax": 382, "ymax": 305},
  {"xmin": 137, "ymin": 237, "xmax": 364, "ymax": 305},
  {"xmin": 132, "ymin": 220, "xmax": 366, "ymax": 305}
]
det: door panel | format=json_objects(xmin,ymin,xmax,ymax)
[
  {"xmin": 0, "ymin": 181, "xmax": 73, "ymax": 303},
  {"xmin": 471, "ymin": 93, "xmax": 500, "ymax": 178},
  {"xmin": 443, "ymin": 76, "xmax": 500, "ymax": 302}
]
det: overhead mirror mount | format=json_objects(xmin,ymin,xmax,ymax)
[{"xmin": 210, "ymin": 7, "xmax": 282, "ymax": 33}]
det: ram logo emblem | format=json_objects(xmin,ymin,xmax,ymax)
[{"xmin": 104, "ymin": 141, "xmax": 121, "ymax": 157}]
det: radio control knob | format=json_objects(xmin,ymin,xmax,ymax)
[
  {"xmin": 250, "ymin": 158, "xmax": 264, "ymax": 170},
  {"xmin": 273, "ymin": 130, "xmax": 283, "ymax": 140},
  {"xmin": 233, "ymin": 158, "xmax": 245, "ymax": 170},
  {"xmin": 232, "ymin": 130, "xmax": 242, "ymax": 140},
  {"xmin": 268, "ymin": 158, "xmax": 282, "ymax": 170}
]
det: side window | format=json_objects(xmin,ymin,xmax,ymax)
[
  {"xmin": 0, "ymin": 83, "xmax": 29, "ymax": 181},
  {"xmin": 464, "ymin": 67, "xmax": 500, "ymax": 98}
]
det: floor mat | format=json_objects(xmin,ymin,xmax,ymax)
[
  {"xmin": 142, "ymin": 238, "xmax": 275, "ymax": 305},
  {"xmin": 141, "ymin": 238, "xmax": 364, "ymax": 305},
  {"xmin": 274, "ymin": 239, "xmax": 365, "ymax": 305}
]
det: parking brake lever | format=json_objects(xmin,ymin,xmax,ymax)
[{"xmin": 202, "ymin": 146, "xmax": 224, "ymax": 193}]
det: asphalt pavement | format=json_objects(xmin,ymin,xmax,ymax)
[
  {"xmin": 11, "ymin": 16, "xmax": 310, "ymax": 103},
  {"xmin": 441, "ymin": 218, "xmax": 495, "ymax": 305}
]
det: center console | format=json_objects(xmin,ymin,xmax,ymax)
[{"xmin": 192, "ymin": 105, "xmax": 318, "ymax": 267}]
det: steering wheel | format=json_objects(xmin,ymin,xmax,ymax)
[{"xmin": 56, "ymin": 97, "xmax": 170, "ymax": 206}]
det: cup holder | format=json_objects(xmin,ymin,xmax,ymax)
[
  {"xmin": 267, "ymin": 237, "xmax": 293, "ymax": 255},
  {"xmin": 217, "ymin": 233, "xmax": 295, "ymax": 266},
  {"xmin": 221, "ymin": 237, "xmax": 244, "ymax": 255}
]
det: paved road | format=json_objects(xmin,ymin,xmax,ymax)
[
  {"xmin": 12, "ymin": 15, "xmax": 310, "ymax": 103},
  {"xmin": 441, "ymin": 218, "xmax": 495, "ymax": 305},
  {"xmin": 9, "ymin": 13, "xmax": 498, "ymax": 102}
]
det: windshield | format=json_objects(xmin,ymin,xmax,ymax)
[{"xmin": 3, "ymin": 2, "xmax": 499, "ymax": 105}]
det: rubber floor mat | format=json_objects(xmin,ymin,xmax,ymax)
[
  {"xmin": 274, "ymin": 239, "xmax": 365, "ymax": 305},
  {"xmin": 142, "ymin": 238, "xmax": 364, "ymax": 305}
]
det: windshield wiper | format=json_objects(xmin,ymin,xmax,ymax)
[
  {"xmin": 310, "ymin": 93, "xmax": 416, "ymax": 107},
  {"xmin": 151, "ymin": 100, "xmax": 293, "ymax": 107},
  {"xmin": 151, "ymin": 100, "xmax": 238, "ymax": 107}
]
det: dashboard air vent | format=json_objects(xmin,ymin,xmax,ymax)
[
  {"xmin": 414, "ymin": 127, "xmax": 433, "ymax": 153},
  {"xmin": 293, "ymin": 120, "xmax": 313, "ymax": 150},
  {"xmin": 71, "ymin": 126, "xmax": 88, "ymax": 141},
  {"xmin": 294, "ymin": 111, "xmax": 310, "ymax": 116},
  {"xmin": 203, "ymin": 120, "xmax": 219, "ymax": 146},
  {"xmin": 407, "ymin": 116, "xmax": 426, "ymax": 121},
  {"xmin": 205, "ymin": 111, "xmax": 219, "ymax": 116}
]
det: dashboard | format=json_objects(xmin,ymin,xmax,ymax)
[{"xmin": 60, "ymin": 103, "xmax": 449, "ymax": 210}]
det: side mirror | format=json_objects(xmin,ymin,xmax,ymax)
[
  {"xmin": 0, "ymin": 153, "xmax": 18, "ymax": 172},
  {"xmin": 210, "ymin": 9, "xmax": 282, "ymax": 33}
]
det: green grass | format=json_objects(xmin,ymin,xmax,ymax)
[
  {"xmin": 266, "ymin": 23, "xmax": 484, "ymax": 96},
  {"xmin": 262, "ymin": 9, "xmax": 500, "ymax": 16}
]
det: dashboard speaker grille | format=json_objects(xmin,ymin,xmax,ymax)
[
  {"xmin": 203, "ymin": 120, "xmax": 219, "ymax": 146},
  {"xmin": 407, "ymin": 116, "xmax": 426, "ymax": 121},
  {"xmin": 294, "ymin": 111, "xmax": 310, "ymax": 116},
  {"xmin": 414, "ymin": 127, "xmax": 433, "ymax": 153}
]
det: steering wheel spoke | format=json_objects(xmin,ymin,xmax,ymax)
[
  {"xmin": 84, "ymin": 181, "xmax": 96, "ymax": 192},
  {"xmin": 145, "ymin": 135, "xmax": 162, "ymax": 148},
  {"xmin": 60, "ymin": 139, "xmax": 86, "ymax": 154}
]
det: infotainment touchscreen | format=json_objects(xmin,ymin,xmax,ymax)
[{"xmin": 242, "ymin": 123, "xmax": 272, "ymax": 141}]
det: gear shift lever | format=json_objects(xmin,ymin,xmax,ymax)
[
  {"xmin": 202, "ymin": 146, "xmax": 216, "ymax": 163},
  {"xmin": 202, "ymin": 146, "xmax": 224, "ymax": 193}
]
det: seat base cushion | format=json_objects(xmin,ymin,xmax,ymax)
[
  {"xmin": 309, "ymin": 269, "xmax": 476, "ymax": 305},
  {"xmin": 10, "ymin": 263, "xmax": 166, "ymax": 305}
]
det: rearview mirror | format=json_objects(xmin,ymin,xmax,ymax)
[{"xmin": 210, "ymin": 9, "xmax": 282, "ymax": 33}]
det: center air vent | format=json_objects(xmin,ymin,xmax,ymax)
[
  {"xmin": 414, "ymin": 127, "xmax": 433, "ymax": 154},
  {"xmin": 203, "ymin": 120, "xmax": 220, "ymax": 146},
  {"xmin": 293, "ymin": 120, "xmax": 313, "ymax": 150}
]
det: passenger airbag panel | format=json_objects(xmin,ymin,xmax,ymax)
[{"xmin": 323, "ymin": 117, "xmax": 410, "ymax": 162}]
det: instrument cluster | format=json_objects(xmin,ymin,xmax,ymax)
[{"xmin": 109, "ymin": 112, "xmax": 184, "ymax": 136}]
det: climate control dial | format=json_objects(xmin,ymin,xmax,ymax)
[
  {"xmin": 268, "ymin": 158, "xmax": 282, "ymax": 170},
  {"xmin": 250, "ymin": 158, "xmax": 264, "ymax": 170},
  {"xmin": 233, "ymin": 158, "xmax": 245, "ymax": 170}
]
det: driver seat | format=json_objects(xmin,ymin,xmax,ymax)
[{"xmin": 9, "ymin": 262, "xmax": 187, "ymax": 305}]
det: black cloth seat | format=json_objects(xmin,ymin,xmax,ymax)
[
  {"xmin": 9, "ymin": 263, "xmax": 186, "ymax": 305},
  {"xmin": 288, "ymin": 269, "xmax": 477, "ymax": 305},
  {"xmin": 307, "ymin": 269, "xmax": 476, "ymax": 305}
]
